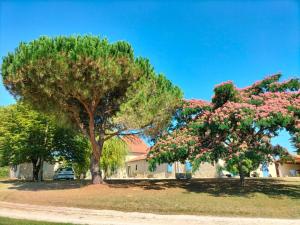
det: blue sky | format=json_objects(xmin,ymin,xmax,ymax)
[{"xmin": 0, "ymin": 0, "xmax": 299, "ymax": 152}]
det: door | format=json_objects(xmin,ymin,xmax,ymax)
[{"xmin": 127, "ymin": 166, "xmax": 131, "ymax": 177}]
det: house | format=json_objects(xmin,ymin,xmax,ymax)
[
  {"xmin": 101, "ymin": 135, "xmax": 222, "ymax": 179},
  {"xmin": 252, "ymin": 155, "xmax": 300, "ymax": 177},
  {"xmin": 8, "ymin": 135, "xmax": 225, "ymax": 180},
  {"xmin": 10, "ymin": 135, "xmax": 152, "ymax": 180},
  {"xmin": 275, "ymin": 155, "xmax": 300, "ymax": 177},
  {"xmin": 118, "ymin": 135, "xmax": 221, "ymax": 179},
  {"xmin": 109, "ymin": 135, "xmax": 150, "ymax": 178},
  {"xmin": 125, "ymin": 155, "xmax": 220, "ymax": 179},
  {"xmin": 14, "ymin": 135, "xmax": 298, "ymax": 180},
  {"xmin": 9, "ymin": 162, "xmax": 59, "ymax": 180},
  {"xmin": 122, "ymin": 141, "xmax": 300, "ymax": 179}
]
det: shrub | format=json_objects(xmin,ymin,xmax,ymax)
[{"xmin": 0, "ymin": 166, "xmax": 9, "ymax": 179}]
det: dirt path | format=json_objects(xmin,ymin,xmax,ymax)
[{"xmin": 0, "ymin": 201, "xmax": 299, "ymax": 225}]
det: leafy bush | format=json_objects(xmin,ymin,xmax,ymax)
[{"xmin": 0, "ymin": 166, "xmax": 9, "ymax": 179}]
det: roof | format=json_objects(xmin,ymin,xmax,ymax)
[
  {"xmin": 127, "ymin": 154, "xmax": 147, "ymax": 162},
  {"xmin": 278, "ymin": 155, "xmax": 300, "ymax": 164},
  {"xmin": 287, "ymin": 155, "xmax": 300, "ymax": 164},
  {"xmin": 122, "ymin": 135, "xmax": 149, "ymax": 154}
]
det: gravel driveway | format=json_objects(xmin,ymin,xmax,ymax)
[{"xmin": 0, "ymin": 201, "xmax": 299, "ymax": 225}]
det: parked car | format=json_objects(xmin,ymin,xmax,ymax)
[
  {"xmin": 53, "ymin": 167, "xmax": 75, "ymax": 180},
  {"xmin": 219, "ymin": 170, "xmax": 232, "ymax": 178},
  {"xmin": 175, "ymin": 172, "xmax": 192, "ymax": 180}
]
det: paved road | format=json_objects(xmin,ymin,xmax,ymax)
[{"xmin": 0, "ymin": 201, "xmax": 299, "ymax": 225}]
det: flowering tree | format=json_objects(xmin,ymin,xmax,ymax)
[{"xmin": 148, "ymin": 74, "xmax": 300, "ymax": 186}]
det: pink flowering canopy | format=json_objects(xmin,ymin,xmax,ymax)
[{"xmin": 148, "ymin": 74, "xmax": 300, "ymax": 184}]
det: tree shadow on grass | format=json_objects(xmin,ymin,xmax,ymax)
[
  {"xmin": 1, "ymin": 178, "xmax": 300, "ymax": 199},
  {"xmin": 1, "ymin": 179, "xmax": 89, "ymax": 191},
  {"xmin": 106, "ymin": 178, "xmax": 300, "ymax": 199}
]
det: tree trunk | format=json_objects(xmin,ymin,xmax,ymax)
[
  {"xmin": 238, "ymin": 164, "xmax": 245, "ymax": 187},
  {"xmin": 32, "ymin": 162, "xmax": 39, "ymax": 182},
  {"xmin": 88, "ymin": 111, "xmax": 104, "ymax": 184},
  {"xmin": 32, "ymin": 159, "xmax": 40, "ymax": 182},
  {"xmin": 38, "ymin": 123, "xmax": 48, "ymax": 182},
  {"xmin": 275, "ymin": 162, "xmax": 280, "ymax": 177},
  {"xmin": 90, "ymin": 152, "xmax": 103, "ymax": 184},
  {"xmin": 239, "ymin": 172, "xmax": 245, "ymax": 187},
  {"xmin": 38, "ymin": 156, "xmax": 44, "ymax": 182}
]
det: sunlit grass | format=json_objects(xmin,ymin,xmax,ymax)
[
  {"xmin": 0, "ymin": 178, "xmax": 299, "ymax": 218},
  {"xmin": 0, "ymin": 217, "xmax": 75, "ymax": 225}
]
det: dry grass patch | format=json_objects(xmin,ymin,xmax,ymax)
[{"xmin": 0, "ymin": 178, "xmax": 299, "ymax": 218}]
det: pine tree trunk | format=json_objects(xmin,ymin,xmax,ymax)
[
  {"xmin": 88, "ymin": 112, "xmax": 104, "ymax": 184},
  {"xmin": 90, "ymin": 152, "xmax": 103, "ymax": 184}
]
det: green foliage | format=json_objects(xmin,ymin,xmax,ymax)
[
  {"xmin": 100, "ymin": 137, "xmax": 128, "ymax": 178},
  {"xmin": 1, "ymin": 35, "xmax": 182, "ymax": 139},
  {"xmin": 53, "ymin": 128, "xmax": 91, "ymax": 179},
  {"xmin": 0, "ymin": 102, "xmax": 90, "ymax": 181},
  {"xmin": 212, "ymin": 82, "xmax": 239, "ymax": 108},
  {"xmin": 225, "ymin": 158, "xmax": 254, "ymax": 176},
  {"xmin": 0, "ymin": 103, "xmax": 56, "ymax": 167},
  {"xmin": 1, "ymin": 35, "xmax": 182, "ymax": 183},
  {"xmin": 0, "ymin": 167, "xmax": 9, "ymax": 179}
]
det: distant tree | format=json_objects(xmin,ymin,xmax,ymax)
[
  {"xmin": 0, "ymin": 102, "xmax": 89, "ymax": 181},
  {"xmin": 60, "ymin": 136, "xmax": 129, "ymax": 180},
  {"xmin": 0, "ymin": 103, "xmax": 55, "ymax": 181},
  {"xmin": 55, "ymin": 133, "xmax": 129, "ymax": 180},
  {"xmin": 100, "ymin": 137, "xmax": 128, "ymax": 179},
  {"xmin": 52, "ymin": 127, "xmax": 91, "ymax": 180},
  {"xmin": 1, "ymin": 35, "xmax": 182, "ymax": 184},
  {"xmin": 0, "ymin": 166, "xmax": 9, "ymax": 179},
  {"xmin": 149, "ymin": 74, "xmax": 300, "ymax": 186}
]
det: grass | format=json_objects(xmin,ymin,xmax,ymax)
[
  {"xmin": 0, "ymin": 217, "xmax": 75, "ymax": 225},
  {"xmin": 0, "ymin": 178, "xmax": 299, "ymax": 218}
]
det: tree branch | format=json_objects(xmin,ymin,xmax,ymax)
[{"xmin": 65, "ymin": 104, "xmax": 89, "ymax": 137}]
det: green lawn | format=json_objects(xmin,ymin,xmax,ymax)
[
  {"xmin": 0, "ymin": 178, "xmax": 299, "ymax": 218},
  {"xmin": 0, "ymin": 217, "xmax": 75, "ymax": 225}
]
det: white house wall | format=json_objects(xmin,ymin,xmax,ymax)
[
  {"xmin": 277, "ymin": 163, "xmax": 300, "ymax": 177},
  {"xmin": 125, "ymin": 160, "xmax": 173, "ymax": 178},
  {"xmin": 10, "ymin": 162, "xmax": 57, "ymax": 180},
  {"xmin": 193, "ymin": 163, "xmax": 218, "ymax": 178},
  {"xmin": 124, "ymin": 160, "xmax": 220, "ymax": 179}
]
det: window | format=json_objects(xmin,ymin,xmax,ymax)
[
  {"xmin": 136, "ymin": 165, "xmax": 138, "ymax": 170},
  {"xmin": 185, "ymin": 161, "xmax": 192, "ymax": 172},
  {"xmin": 167, "ymin": 164, "xmax": 173, "ymax": 173}
]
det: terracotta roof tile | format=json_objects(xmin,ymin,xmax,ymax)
[{"xmin": 122, "ymin": 135, "xmax": 149, "ymax": 154}]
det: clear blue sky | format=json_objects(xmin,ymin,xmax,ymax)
[{"xmin": 0, "ymin": 0, "xmax": 299, "ymax": 152}]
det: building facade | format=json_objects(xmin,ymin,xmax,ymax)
[{"xmin": 10, "ymin": 135, "xmax": 300, "ymax": 180}]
